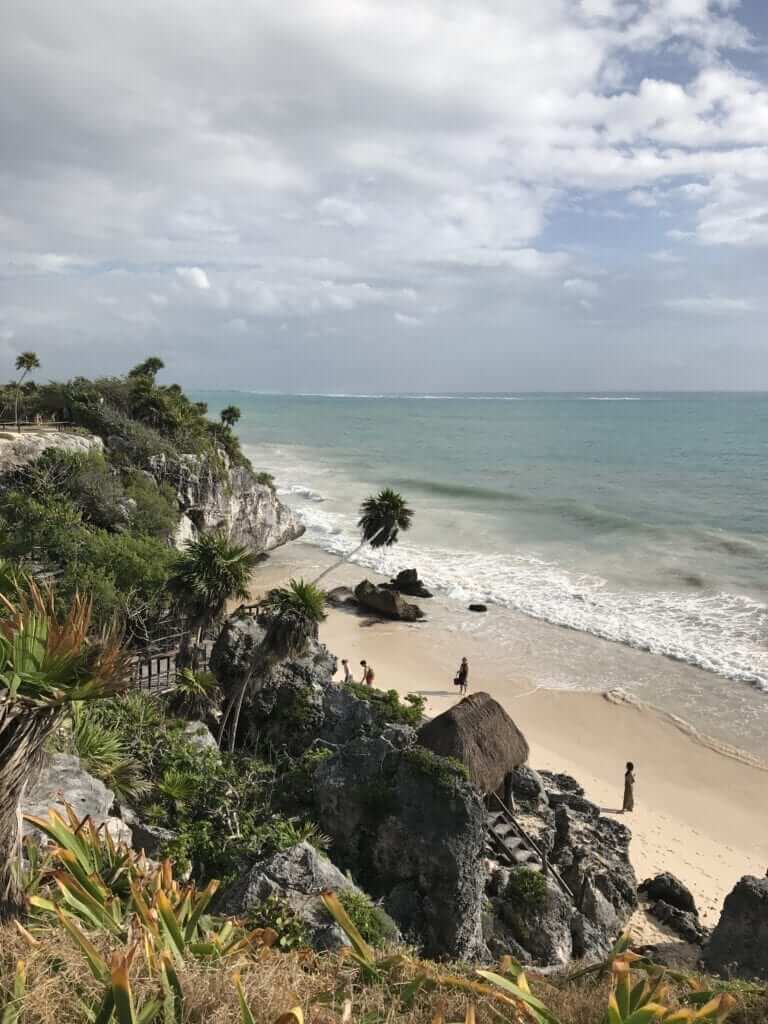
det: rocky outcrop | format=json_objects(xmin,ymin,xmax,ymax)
[
  {"xmin": 640, "ymin": 872, "xmax": 697, "ymax": 915},
  {"xmin": 704, "ymin": 877, "xmax": 768, "ymax": 980},
  {"xmin": 354, "ymin": 580, "xmax": 425, "ymax": 621},
  {"xmin": 22, "ymin": 753, "xmax": 130, "ymax": 846},
  {"xmin": 216, "ymin": 841, "xmax": 398, "ymax": 951},
  {"xmin": 313, "ymin": 737, "xmax": 486, "ymax": 960},
  {"xmin": 0, "ymin": 430, "xmax": 103, "ymax": 473},
  {"xmin": 148, "ymin": 451, "xmax": 303, "ymax": 553},
  {"xmin": 382, "ymin": 569, "xmax": 433, "ymax": 599}
]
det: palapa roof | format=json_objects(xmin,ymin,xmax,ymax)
[{"xmin": 417, "ymin": 692, "xmax": 529, "ymax": 794}]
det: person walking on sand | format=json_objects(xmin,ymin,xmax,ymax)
[
  {"xmin": 340, "ymin": 658, "xmax": 353, "ymax": 684},
  {"xmin": 622, "ymin": 761, "xmax": 635, "ymax": 813},
  {"xmin": 454, "ymin": 657, "xmax": 469, "ymax": 696},
  {"xmin": 360, "ymin": 659, "xmax": 375, "ymax": 687}
]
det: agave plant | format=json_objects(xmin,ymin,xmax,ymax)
[
  {"xmin": 165, "ymin": 668, "xmax": 220, "ymax": 722},
  {"xmin": 0, "ymin": 581, "xmax": 129, "ymax": 922},
  {"xmin": 311, "ymin": 489, "xmax": 414, "ymax": 585}
]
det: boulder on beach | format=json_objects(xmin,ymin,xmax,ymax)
[
  {"xmin": 468, "ymin": 603, "xmax": 487, "ymax": 613},
  {"xmin": 383, "ymin": 569, "xmax": 433, "ymax": 598},
  {"xmin": 704, "ymin": 876, "xmax": 768, "ymax": 980},
  {"xmin": 417, "ymin": 692, "xmax": 529, "ymax": 796},
  {"xmin": 354, "ymin": 579, "xmax": 425, "ymax": 621}
]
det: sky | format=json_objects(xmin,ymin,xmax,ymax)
[{"xmin": 1, "ymin": 0, "xmax": 767, "ymax": 393}]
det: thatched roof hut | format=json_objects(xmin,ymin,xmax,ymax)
[{"xmin": 417, "ymin": 692, "xmax": 529, "ymax": 796}]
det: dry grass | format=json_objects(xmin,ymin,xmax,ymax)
[{"xmin": 2, "ymin": 925, "xmax": 767, "ymax": 1024}]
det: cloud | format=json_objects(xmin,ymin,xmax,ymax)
[
  {"xmin": 664, "ymin": 296, "xmax": 757, "ymax": 314},
  {"xmin": 563, "ymin": 277, "xmax": 600, "ymax": 298},
  {"xmin": 175, "ymin": 267, "xmax": 211, "ymax": 290},
  {"xmin": 394, "ymin": 312, "xmax": 422, "ymax": 326}
]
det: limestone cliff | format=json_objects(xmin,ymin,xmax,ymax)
[
  {"xmin": 0, "ymin": 428, "xmax": 103, "ymax": 470},
  {"xmin": 149, "ymin": 451, "xmax": 304, "ymax": 553}
]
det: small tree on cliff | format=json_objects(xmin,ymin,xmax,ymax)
[
  {"xmin": 128, "ymin": 356, "xmax": 165, "ymax": 381},
  {"xmin": 219, "ymin": 578, "xmax": 327, "ymax": 751},
  {"xmin": 0, "ymin": 580, "xmax": 129, "ymax": 921},
  {"xmin": 312, "ymin": 488, "xmax": 414, "ymax": 585},
  {"xmin": 220, "ymin": 405, "xmax": 241, "ymax": 429},
  {"xmin": 13, "ymin": 351, "xmax": 40, "ymax": 428},
  {"xmin": 167, "ymin": 531, "xmax": 259, "ymax": 667}
]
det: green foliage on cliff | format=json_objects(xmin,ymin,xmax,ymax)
[
  {"xmin": 343, "ymin": 683, "xmax": 426, "ymax": 727},
  {"xmin": 402, "ymin": 745, "xmax": 470, "ymax": 787}
]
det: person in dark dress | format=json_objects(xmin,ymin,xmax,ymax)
[{"xmin": 622, "ymin": 761, "xmax": 635, "ymax": 813}]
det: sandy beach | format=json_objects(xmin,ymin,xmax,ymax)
[{"xmin": 252, "ymin": 544, "xmax": 768, "ymax": 929}]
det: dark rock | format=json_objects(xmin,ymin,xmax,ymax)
[
  {"xmin": 510, "ymin": 766, "xmax": 549, "ymax": 805},
  {"xmin": 121, "ymin": 807, "xmax": 177, "ymax": 859},
  {"xmin": 354, "ymin": 580, "xmax": 425, "ymax": 621},
  {"xmin": 313, "ymin": 736, "xmax": 486, "ymax": 960},
  {"xmin": 498, "ymin": 877, "xmax": 574, "ymax": 965},
  {"xmin": 381, "ymin": 724, "xmax": 418, "ymax": 749},
  {"xmin": 650, "ymin": 900, "xmax": 708, "ymax": 944},
  {"xmin": 539, "ymin": 771, "xmax": 585, "ymax": 797},
  {"xmin": 468, "ymin": 604, "xmax": 487, "ymax": 613},
  {"xmin": 216, "ymin": 841, "xmax": 397, "ymax": 951},
  {"xmin": 383, "ymin": 569, "xmax": 433, "ymax": 599},
  {"xmin": 640, "ymin": 872, "xmax": 697, "ymax": 915},
  {"xmin": 326, "ymin": 586, "xmax": 358, "ymax": 608},
  {"xmin": 704, "ymin": 876, "xmax": 768, "ymax": 980}
]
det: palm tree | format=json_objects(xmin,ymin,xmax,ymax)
[
  {"xmin": 312, "ymin": 488, "xmax": 414, "ymax": 585},
  {"xmin": 0, "ymin": 580, "xmax": 129, "ymax": 921},
  {"xmin": 167, "ymin": 532, "xmax": 259, "ymax": 667},
  {"xmin": 128, "ymin": 356, "xmax": 165, "ymax": 381},
  {"xmin": 220, "ymin": 405, "xmax": 241, "ymax": 429},
  {"xmin": 219, "ymin": 578, "xmax": 326, "ymax": 751},
  {"xmin": 13, "ymin": 352, "xmax": 40, "ymax": 430}
]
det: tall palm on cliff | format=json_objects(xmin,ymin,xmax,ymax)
[
  {"xmin": 0, "ymin": 581, "xmax": 128, "ymax": 921},
  {"xmin": 220, "ymin": 405, "xmax": 241, "ymax": 429},
  {"xmin": 220, "ymin": 578, "xmax": 326, "ymax": 751},
  {"xmin": 13, "ymin": 351, "xmax": 40, "ymax": 429},
  {"xmin": 312, "ymin": 488, "xmax": 414, "ymax": 585},
  {"xmin": 167, "ymin": 532, "xmax": 259, "ymax": 666}
]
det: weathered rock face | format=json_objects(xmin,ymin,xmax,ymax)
[
  {"xmin": 493, "ymin": 877, "xmax": 574, "ymax": 965},
  {"xmin": 217, "ymin": 841, "xmax": 398, "ymax": 951},
  {"xmin": 149, "ymin": 451, "xmax": 303, "ymax": 553},
  {"xmin": 640, "ymin": 873, "xmax": 697, "ymax": 915},
  {"xmin": 313, "ymin": 737, "xmax": 487, "ymax": 961},
  {"xmin": 22, "ymin": 753, "xmax": 130, "ymax": 845},
  {"xmin": 383, "ymin": 569, "xmax": 433, "ymax": 599},
  {"xmin": 704, "ymin": 877, "xmax": 768, "ymax": 980},
  {"xmin": 354, "ymin": 580, "xmax": 425, "ymax": 621},
  {"xmin": 0, "ymin": 430, "xmax": 103, "ymax": 473}
]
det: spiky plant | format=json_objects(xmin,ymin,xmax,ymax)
[
  {"xmin": 59, "ymin": 702, "xmax": 150, "ymax": 803},
  {"xmin": 166, "ymin": 668, "xmax": 220, "ymax": 722},
  {"xmin": 312, "ymin": 489, "xmax": 414, "ymax": 585},
  {"xmin": 167, "ymin": 532, "xmax": 259, "ymax": 666},
  {"xmin": 0, "ymin": 580, "xmax": 129, "ymax": 921},
  {"xmin": 220, "ymin": 580, "xmax": 327, "ymax": 752}
]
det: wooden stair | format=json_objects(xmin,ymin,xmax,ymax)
[{"xmin": 485, "ymin": 795, "xmax": 574, "ymax": 901}]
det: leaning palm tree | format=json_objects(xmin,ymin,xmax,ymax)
[
  {"xmin": 13, "ymin": 351, "xmax": 40, "ymax": 429},
  {"xmin": 220, "ymin": 404, "xmax": 241, "ymax": 429},
  {"xmin": 167, "ymin": 532, "xmax": 259, "ymax": 668},
  {"xmin": 312, "ymin": 488, "xmax": 414, "ymax": 586},
  {"xmin": 0, "ymin": 580, "xmax": 129, "ymax": 921},
  {"xmin": 219, "ymin": 578, "xmax": 326, "ymax": 752}
]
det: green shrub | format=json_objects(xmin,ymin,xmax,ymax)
[
  {"xmin": 337, "ymin": 888, "xmax": 399, "ymax": 948},
  {"xmin": 343, "ymin": 683, "xmax": 425, "ymax": 727},
  {"xmin": 505, "ymin": 867, "xmax": 548, "ymax": 911},
  {"xmin": 402, "ymin": 745, "xmax": 469, "ymax": 788},
  {"xmin": 245, "ymin": 894, "xmax": 309, "ymax": 951}
]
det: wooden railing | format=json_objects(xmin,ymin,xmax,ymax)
[{"xmin": 0, "ymin": 421, "xmax": 74, "ymax": 433}]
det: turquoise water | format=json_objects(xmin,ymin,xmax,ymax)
[{"xmin": 197, "ymin": 392, "xmax": 768, "ymax": 694}]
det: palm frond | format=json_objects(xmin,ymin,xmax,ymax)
[{"xmin": 357, "ymin": 489, "xmax": 414, "ymax": 548}]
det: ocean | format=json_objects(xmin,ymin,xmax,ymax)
[{"xmin": 196, "ymin": 391, "xmax": 768, "ymax": 756}]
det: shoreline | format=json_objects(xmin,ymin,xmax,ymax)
[{"xmin": 251, "ymin": 541, "xmax": 768, "ymax": 925}]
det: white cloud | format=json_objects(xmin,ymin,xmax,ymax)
[
  {"xmin": 563, "ymin": 277, "xmax": 600, "ymax": 298},
  {"xmin": 175, "ymin": 267, "xmax": 211, "ymax": 290},
  {"xmin": 627, "ymin": 189, "xmax": 657, "ymax": 208},
  {"xmin": 394, "ymin": 312, "xmax": 422, "ymax": 326},
  {"xmin": 664, "ymin": 296, "xmax": 756, "ymax": 314}
]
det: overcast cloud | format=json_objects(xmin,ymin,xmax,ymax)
[{"xmin": 1, "ymin": 0, "xmax": 767, "ymax": 391}]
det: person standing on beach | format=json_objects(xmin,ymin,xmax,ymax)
[
  {"xmin": 455, "ymin": 657, "xmax": 469, "ymax": 696},
  {"xmin": 622, "ymin": 762, "xmax": 635, "ymax": 813},
  {"xmin": 360, "ymin": 659, "xmax": 375, "ymax": 686},
  {"xmin": 340, "ymin": 658, "xmax": 353, "ymax": 684}
]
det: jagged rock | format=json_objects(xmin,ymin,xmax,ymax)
[
  {"xmin": 22, "ymin": 753, "xmax": 115, "ymax": 839},
  {"xmin": 148, "ymin": 451, "xmax": 303, "ymax": 552},
  {"xmin": 216, "ymin": 841, "xmax": 398, "ymax": 951},
  {"xmin": 640, "ymin": 873, "xmax": 697, "ymax": 915},
  {"xmin": 0, "ymin": 430, "xmax": 103, "ymax": 473},
  {"xmin": 183, "ymin": 721, "xmax": 220, "ymax": 752},
  {"xmin": 381, "ymin": 724, "xmax": 417, "ymax": 749},
  {"xmin": 313, "ymin": 737, "xmax": 486, "ymax": 960},
  {"xmin": 704, "ymin": 876, "xmax": 768, "ymax": 980},
  {"xmin": 354, "ymin": 580, "xmax": 425, "ymax": 622},
  {"xmin": 650, "ymin": 900, "xmax": 708, "ymax": 944},
  {"xmin": 468, "ymin": 604, "xmax": 487, "ymax": 613},
  {"xmin": 121, "ymin": 807, "xmax": 177, "ymax": 858},
  {"xmin": 382, "ymin": 569, "xmax": 433, "ymax": 599},
  {"xmin": 325, "ymin": 586, "xmax": 358, "ymax": 608},
  {"xmin": 540, "ymin": 771, "xmax": 585, "ymax": 798},
  {"xmin": 497, "ymin": 877, "xmax": 574, "ymax": 965},
  {"xmin": 510, "ymin": 766, "xmax": 549, "ymax": 806}
]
